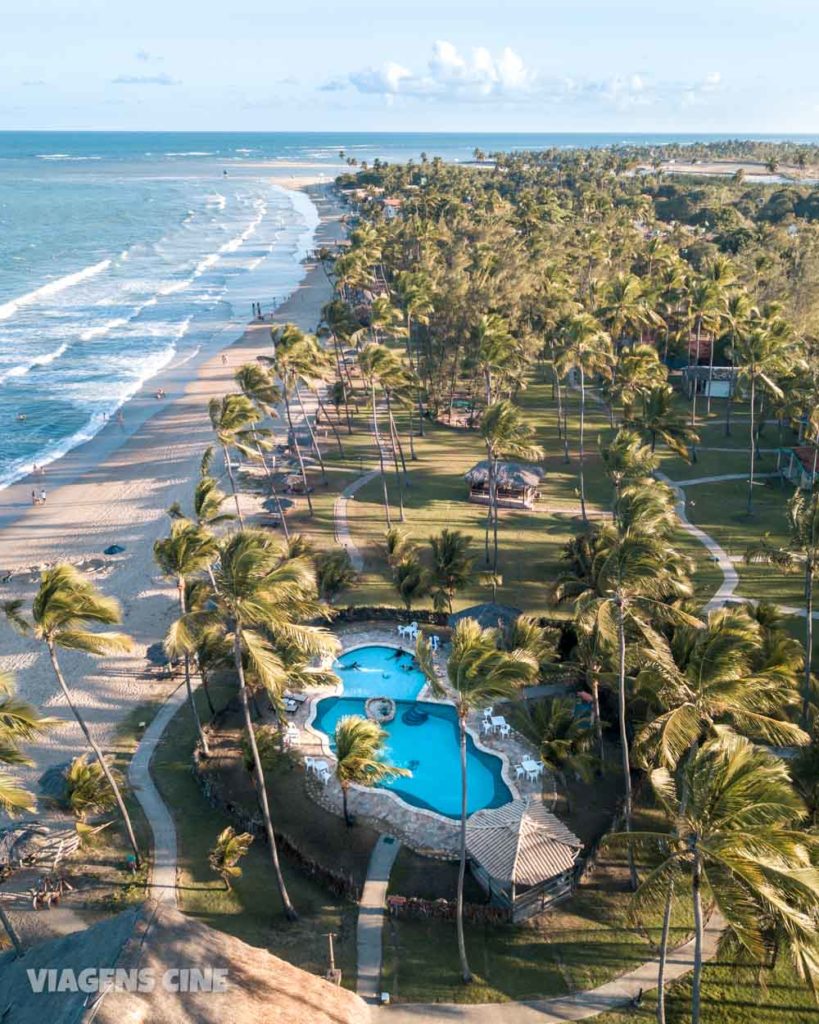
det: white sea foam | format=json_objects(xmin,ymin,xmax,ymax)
[
  {"xmin": 205, "ymin": 193, "xmax": 227, "ymax": 210},
  {"xmin": 0, "ymin": 259, "xmax": 112, "ymax": 321},
  {"xmin": 0, "ymin": 342, "xmax": 70, "ymax": 384}
]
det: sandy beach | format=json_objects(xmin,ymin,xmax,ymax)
[{"xmin": 0, "ymin": 180, "xmax": 344, "ymax": 787}]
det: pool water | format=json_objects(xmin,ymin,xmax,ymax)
[
  {"xmin": 334, "ymin": 645, "xmax": 426, "ymax": 701},
  {"xmin": 316, "ymin": 645, "xmax": 512, "ymax": 818}
]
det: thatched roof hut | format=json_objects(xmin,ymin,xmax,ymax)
[
  {"xmin": 0, "ymin": 901, "xmax": 368, "ymax": 1024},
  {"xmin": 448, "ymin": 602, "xmax": 521, "ymax": 631},
  {"xmin": 466, "ymin": 798, "xmax": 582, "ymax": 920},
  {"xmin": 464, "ymin": 460, "xmax": 544, "ymax": 509}
]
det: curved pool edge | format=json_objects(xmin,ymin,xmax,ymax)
[{"xmin": 304, "ymin": 641, "xmax": 522, "ymax": 836}]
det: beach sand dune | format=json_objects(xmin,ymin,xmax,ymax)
[{"xmin": 0, "ymin": 185, "xmax": 343, "ymax": 786}]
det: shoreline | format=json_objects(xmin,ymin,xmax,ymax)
[
  {"xmin": 0, "ymin": 179, "xmax": 338, "ymax": 537},
  {"xmin": 0, "ymin": 179, "xmax": 344, "ymax": 782}
]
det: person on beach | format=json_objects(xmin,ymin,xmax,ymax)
[
  {"xmin": 31, "ymin": 490, "xmax": 38, "ymax": 505},
  {"xmin": 221, "ymin": 354, "xmax": 228, "ymax": 366},
  {"xmin": 39, "ymin": 488, "xmax": 46, "ymax": 504}
]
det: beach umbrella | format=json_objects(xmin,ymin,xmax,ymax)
[{"xmin": 103, "ymin": 544, "xmax": 126, "ymax": 555}]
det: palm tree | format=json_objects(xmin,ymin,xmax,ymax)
[
  {"xmin": 189, "ymin": 529, "xmax": 339, "ymax": 919},
  {"xmin": 208, "ymin": 393, "xmax": 261, "ymax": 526},
  {"xmin": 599, "ymin": 427, "xmax": 658, "ymax": 498},
  {"xmin": 686, "ymin": 279, "xmax": 720, "ymax": 427},
  {"xmin": 0, "ymin": 670, "xmax": 51, "ymax": 815},
  {"xmin": 479, "ymin": 401, "xmax": 544, "ymax": 572},
  {"xmin": 393, "ymin": 556, "xmax": 431, "ymax": 611},
  {"xmin": 332, "ymin": 715, "xmax": 410, "ymax": 826},
  {"xmin": 359, "ymin": 343, "xmax": 400, "ymax": 525},
  {"xmin": 720, "ymin": 291, "xmax": 753, "ymax": 435},
  {"xmin": 511, "ymin": 697, "xmax": 595, "ymax": 812},
  {"xmin": 746, "ymin": 488, "xmax": 819, "ymax": 724},
  {"xmin": 636, "ymin": 385, "xmax": 698, "ymax": 460},
  {"xmin": 729, "ymin": 321, "xmax": 788, "ymax": 514},
  {"xmin": 321, "ymin": 298, "xmax": 359, "ymax": 432},
  {"xmin": 474, "ymin": 313, "xmax": 518, "ymax": 406},
  {"xmin": 209, "ymin": 826, "xmax": 254, "ymax": 890},
  {"xmin": 619, "ymin": 733, "xmax": 819, "ymax": 1024},
  {"xmin": 555, "ymin": 312, "xmax": 614, "ymax": 520},
  {"xmin": 315, "ymin": 549, "xmax": 358, "ymax": 602},
  {"xmin": 3, "ymin": 566, "xmax": 140, "ymax": 864},
  {"xmin": 553, "ymin": 499, "xmax": 697, "ymax": 888},
  {"xmin": 416, "ymin": 622, "xmax": 537, "ymax": 984},
  {"xmin": 233, "ymin": 362, "xmax": 292, "ymax": 538},
  {"xmin": 429, "ymin": 529, "xmax": 474, "ymax": 613},
  {"xmin": 633, "ymin": 604, "xmax": 809, "ymax": 770},
  {"xmin": 61, "ymin": 753, "xmax": 119, "ymax": 820},
  {"xmin": 154, "ymin": 520, "xmax": 218, "ymax": 756}
]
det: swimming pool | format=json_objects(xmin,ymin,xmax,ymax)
[
  {"xmin": 314, "ymin": 645, "xmax": 512, "ymax": 818},
  {"xmin": 333, "ymin": 645, "xmax": 426, "ymax": 701}
]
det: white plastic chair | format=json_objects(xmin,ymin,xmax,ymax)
[
  {"xmin": 430, "ymin": 635, "xmax": 440, "ymax": 651},
  {"xmin": 482, "ymin": 706, "xmax": 493, "ymax": 719},
  {"xmin": 318, "ymin": 767, "xmax": 332, "ymax": 784},
  {"xmin": 305, "ymin": 756, "xmax": 316, "ymax": 772},
  {"xmin": 498, "ymin": 723, "xmax": 511, "ymax": 739},
  {"xmin": 480, "ymin": 720, "xmax": 493, "ymax": 736},
  {"xmin": 526, "ymin": 768, "xmax": 539, "ymax": 783},
  {"xmin": 514, "ymin": 764, "xmax": 525, "ymax": 780}
]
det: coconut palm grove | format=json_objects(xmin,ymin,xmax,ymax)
[{"xmin": 6, "ymin": 138, "xmax": 819, "ymax": 1024}]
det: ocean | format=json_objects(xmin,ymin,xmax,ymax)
[{"xmin": 1, "ymin": 130, "xmax": 817, "ymax": 490}]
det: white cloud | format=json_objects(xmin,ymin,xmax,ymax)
[
  {"xmin": 322, "ymin": 43, "xmax": 721, "ymax": 112},
  {"xmin": 112, "ymin": 73, "xmax": 178, "ymax": 86},
  {"xmin": 335, "ymin": 41, "xmax": 536, "ymax": 103}
]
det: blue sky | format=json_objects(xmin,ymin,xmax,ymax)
[{"xmin": 3, "ymin": 0, "xmax": 818, "ymax": 132}]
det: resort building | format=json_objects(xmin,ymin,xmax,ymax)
[
  {"xmin": 466, "ymin": 798, "xmax": 583, "ymax": 921},
  {"xmin": 681, "ymin": 363, "xmax": 738, "ymax": 399},
  {"xmin": 465, "ymin": 460, "xmax": 544, "ymax": 510},
  {"xmin": 777, "ymin": 445, "xmax": 819, "ymax": 489}
]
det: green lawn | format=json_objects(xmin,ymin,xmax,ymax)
[
  {"xmin": 593, "ymin": 956, "xmax": 819, "ymax": 1024},
  {"xmin": 150, "ymin": 680, "xmax": 359, "ymax": 987}
]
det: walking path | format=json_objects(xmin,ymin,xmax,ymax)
[
  {"xmin": 379, "ymin": 915, "xmax": 725, "ymax": 1022},
  {"xmin": 358, "ymin": 835, "xmax": 402, "ymax": 1003},
  {"xmin": 127, "ymin": 681, "xmax": 191, "ymax": 905},
  {"xmin": 334, "ymin": 469, "xmax": 379, "ymax": 572}
]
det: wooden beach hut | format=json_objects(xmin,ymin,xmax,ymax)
[
  {"xmin": 777, "ymin": 445, "xmax": 819, "ymax": 489},
  {"xmin": 466, "ymin": 798, "xmax": 583, "ymax": 921},
  {"xmin": 464, "ymin": 460, "xmax": 544, "ymax": 510}
]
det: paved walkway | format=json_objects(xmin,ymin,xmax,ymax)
[
  {"xmin": 334, "ymin": 469, "xmax": 379, "ymax": 572},
  {"xmin": 657, "ymin": 471, "xmax": 739, "ymax": 612},
  {"xmin": 358, "ymin": 835, "xmax": 402, "ymax": 1003},
  {"xmin": 127, "ymin": 681, "xmax": 191, "ymax": 905},
  {"xmin": 379, "ymin": 914, "xmax": 725, "ymax": 1022}
]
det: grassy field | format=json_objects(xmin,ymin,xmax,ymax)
[
  {"xmin": 150, "ymin": 680, "xmax": 360, "ymax": 987},
  {"xmin": 593, "ymin": 956, "xmax": 819, "ymax": 1024}
]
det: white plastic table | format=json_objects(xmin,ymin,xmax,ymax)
[{"xmin": 490, "ymin": 715, "xmax": 507, "ymax": 733}]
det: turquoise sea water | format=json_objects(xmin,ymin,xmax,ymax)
[
  {"xmin": 3, "ymin": 130, "xmax": 818, "ymax": 489},
  {"xmin": 315, "ymin": 644, "xmax": 511, "ymax": 817}
]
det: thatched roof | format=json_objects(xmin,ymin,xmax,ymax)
[
  {"xmin": 466, "ymin": 798, "xmax": 582, "ymax": 886},
  {"xmin": 0, "ymin": 821, "xmax": 80, "ymax": 869},
  {"xmin": 448, "ymin": 603, "xmax": 521, "ymax": 630},
  {"xmin": 0, "ymin": 901, "xmax": 368, "ymax": 1024},
  {"xmin": 464, "ymin": 460, "xmax": 544, "ymax": 488}
]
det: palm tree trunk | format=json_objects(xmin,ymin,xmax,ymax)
[
  {"xmin": 657, "ymin": 879, "xmax": 674, "ymax": 1024},
  {"xmin": 45, "ymin": 640, "xmax": 141, "ymax": 867},
  {"xmin": 484, "ymin": 448, "xmax": 494, "ymax": 565},
  {"xmin": 691, "ymin": 853, "xmax": 704, "ymax": 1024},
  {"xmin": 457, "ymin": 715, "xmax": 473, "ymax": 984},
  {"xmin": 690, "ymin": 319, "xmax": 701, "ymax": 428},
  {"xmin": 579, "ymin": 366, "xmax": 588, "ymax": 521},
  {"xmin": 316, "ymin": 394, "xmax": 345, "ymax": 455},
  {"xmin": 371, "ymin": 382, "xmax": 391, "ymax": 527},
  {"xmin": 0, "ymin": 905, "xmax": 23, "ymax": 957},
  {"xmin": 252, "ymin": 435, "xmax": 290, "ymax": 540},
  {"xmin": 294, "ymin": 382, "xmax": 327, "ymax": 484},
  {"xmin": 221, "ymin": 444, "xmax": 244, "ymax": 527},
  {"xmin": 178, "ymin": 581, "xmax": 209, "ymax": 757},
  {"xmin": 616, "ymin": 599, "xmax": 637, "ymax": 890},
  {"xmin": 706, "ymin": 333, "xmax": 715, "ymax": 415},
  {"xmin": 331, "ymin": 332, "xmax": 354, "ymax": 433},
  {"xmin": 804, "ymin": 564, "xmax": 813, "ymax": 728},
  {"xmin": 283, "ymin": 386, "xmax": 314, "ymax": 516},
  {"xmin": 591, "ymin": 676, "xmax": 604, "ymax": 766},
  {"xmin": 342, "ymin": 783, "xmax": 352, "ymax": 827},
  {"xmin": 232, "ymin": 628, "xmax": 297, "ymax": 920},
  {"xmin": 747, "ymin": 376, "xmax": 756, "ymax": 514}
]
